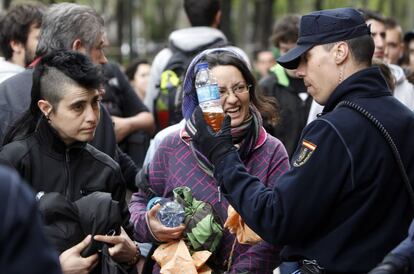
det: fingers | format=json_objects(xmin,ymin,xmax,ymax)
[
  {"xmin": 73, "ymin": 235, "xmax": 92, "ymax": 253},
  {"xmin": 84, "ymin": 253, "xmax": 99, "ymax": 267},
  {"xmin": 155, "ymin": 225, "xmax": 186, "ymax": 241},
  {"xmin": 147, "ymin": 203, "xmax": 161, "ymax": 219},
  {"xmin": 194, "ymin": 105, "xmax": 204, "ymax": 122},
  {"xmin": 168, "ymin": 226, "xmax": 186, "ymax": 239},
  {"xmin": 87, "ymin": 257, "xmax": 99, "ymax": 273},
  {"xmin": 94, "ymin": 234, "xmax": 123, "ymax": 245},
  {"xmin": 221, "ymin": 115, "xmax": 232, "ymax": 133}
]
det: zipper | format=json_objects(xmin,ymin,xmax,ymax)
[{"xmin": 64, "ymin": 149, "xmax": 71, "ymax": 199}]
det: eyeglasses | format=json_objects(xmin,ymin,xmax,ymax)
[{"xmin": 218, "ymin": 83, "xmax": 251, "ymax": 98}]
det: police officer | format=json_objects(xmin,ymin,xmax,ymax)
[
  {"xmin": 189, "ymin": 8, "xmax": 414, "ymax": 273},
  {"xmin": 0, "ymin": 164, "xmax": 61, "ymax": 273}
]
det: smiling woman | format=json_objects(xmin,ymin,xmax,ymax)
[{"xmin": 130, "ymin": 48, "xmax": 290, "ymax": 274}]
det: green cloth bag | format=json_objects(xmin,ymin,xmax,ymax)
[{"xmin": 173, "ymin": 186, "xmax": 223, "ymax": 253}]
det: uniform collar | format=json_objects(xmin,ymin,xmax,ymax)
[{"xmin": 323, "ymin": 66, "xmax": 391, "ymax": 114}]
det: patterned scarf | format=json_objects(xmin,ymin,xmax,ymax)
[{"xmin": 183, "ymin": 105, "xmax": 262, "ymax": 177}]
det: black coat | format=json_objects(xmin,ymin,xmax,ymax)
[
  {"xmin": 38, "ymin": 191, "xmax": 123, "ymax": 254},
  {"xmin": 215, "ymin": 67, "xmax": 414, "ymax": 272},
  {"xmin": 0, "ymin": 119, "xmax": 132, "ymax": 235},
  {"xmin": 102, "ymin": 62, "xmax": 151, "ymax": 169},
  {"xmin": 259, "ymin": 65, "xmax": 312, "ymax": 157},
  {"xmin": 0, "ymin": 165, "xmax": 61, "ymax": 274}
]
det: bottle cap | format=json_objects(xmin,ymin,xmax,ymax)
[
  {"xmin": 146, "ymin": 196, "xmax": 164, "ymax": 211},
  {"xmin": 195, "ymin": 62, "xmax": 208, "ymax": 72}
]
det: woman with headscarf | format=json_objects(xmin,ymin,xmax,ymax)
[{"xmin": 130, "ymin": 48, "xmax": 289, "ymax": 273}]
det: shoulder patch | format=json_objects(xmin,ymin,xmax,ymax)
[{"xmin": 293, "ymin": 140, "xmax": 317, "ymax": 167}]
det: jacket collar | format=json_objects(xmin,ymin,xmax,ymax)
[
  {"xmin": 35, "ymin": 117, "xmax": 86, "ymax": 155},
  {"xmin": 323, "ymin": 66, "xmax": 391, "ymax": 114}
]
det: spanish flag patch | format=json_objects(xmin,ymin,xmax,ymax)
[{"xmin": 293, "ymin": 140, "xmax": 317, "ymax": 167}]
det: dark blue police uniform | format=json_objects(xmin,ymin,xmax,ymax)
[
  {"xmin": 214, "ymin": 67, "xmax": 414, "ymax": 273},
  {"xmin": 0, "ymin": 164, "xmax": 61, "ymax": 273}
]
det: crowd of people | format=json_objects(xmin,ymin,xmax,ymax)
[{"xmin": 1, "ymin": 1, "xmax": 414, "ymax": 274}]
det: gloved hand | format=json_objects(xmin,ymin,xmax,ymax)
[
  {"xmin": 368, "ymin": 254, "xmax": 410, "ymax": 274},
  {"xmin": 191, "ymin": 106, "xmax": 236, "ymax": 165}
]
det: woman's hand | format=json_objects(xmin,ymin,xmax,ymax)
[
  {"xmin": 93, "ymin": 227, "xmax": 138, "ymax": 264},
  {"xmin": 59, "ymin": 235, "xmax": 99, "ymax": 274},
  {"xmin": 147, "ymin": 203, "xmax": 186, "ymax": 242}
]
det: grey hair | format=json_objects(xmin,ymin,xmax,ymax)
[{"xmin": 36, "ymin": 3, "xmax": 104, "ymax": 56}]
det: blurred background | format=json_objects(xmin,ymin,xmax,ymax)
[{"xmin": 1, "ymin": 0, "xmax": 413, "ymax": 64}]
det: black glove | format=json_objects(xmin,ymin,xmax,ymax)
[
  {"xmin": 368, "ymin": 254, "xmax": 410, "ymax": 274},
  {"xmin": 191, "ymin": 106, "xmax": 236, "ymax": 165}
]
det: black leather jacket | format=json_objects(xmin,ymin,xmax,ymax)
[{"xmin": 0, "ymin": 118, "xmax": 131, "ymax": 232}]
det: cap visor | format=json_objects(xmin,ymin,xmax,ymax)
[{"xmin": 277, "ymin": 44, "xmax": 313, "ymax": 70}]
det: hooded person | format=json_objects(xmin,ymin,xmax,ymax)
[{"xmin": 130, "ymin": 47, "xmax": 289, "ymax": 274}]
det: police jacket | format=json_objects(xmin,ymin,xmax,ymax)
[
  {"xmin": 259, "ymin": 64, "xmax": 313, "ymax": 157},
  {"xmin": 214, "ymin": 67, "xmax": 414, "ymax": 273},
  {"xmin": 0, "ymin": 118, "xmax": 132, "ymax": 234},
  {"xmin": 0, "ymin": 165, "xmax": 61, "ymax": 274}
]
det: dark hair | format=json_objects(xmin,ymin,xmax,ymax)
[
  {"xmin": 0, "ymin": 3, "xmax": 46, "ymax": 60},
  {"xmin": 3, "ymin": 50, "xmax": 102, "ymax": 145},
  {"xmin": 358, "ymin": 8, "xmax": 385, "ymax": 24},
  {"xmin": 323, "ymin": 35, "xmax": 375, "ymax": 67},
  {"xmin": 202, "ymin": 51, "xmax": 278, "ymax": 126},
  {"xmin": 184, "ymin": 0, "xmax": 220, "ymax": 27},
  {"xmin": 252, "ymin": 48, "xmax": 272, "ymax": 61},
  {"xmin": 347, "ymin": 35, "xmax": 375, "ymax": 66},
  {"xmin": 270, "ymin": 15, "xmax": 300, "ymax": 47},
  {"xmin": 384, "ymin": 17, "xmax": 399, "ymax": 29},
  {"xmin": 125, "ymin": 59, "xmax": 149, "ymax": 81}
]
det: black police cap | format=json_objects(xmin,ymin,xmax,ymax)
[{"xmin": 277, "ymin": 7, "xmax": 371, "ymax": 69}]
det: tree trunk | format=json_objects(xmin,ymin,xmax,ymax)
[
  {"xmin": 377, "ymin": 0, "xmax": 386, "ymax": 14},
  {"xmin": 287, "ymin": 0, "xmax": 296, "ymax": 13},
  {"xmin": 220, "ymin": 0, "xmax": 233, "ymax": 43},
  {"xmin": 251, "ymin": 0, "xmax": 260, "ymax": 46},
  {"xmin": 116, "ymin": 0, "xmax": 124, "ymax": 62},
  {"xmin": 237, "ymin": 0, "xmax": 249, "ymax": 46},
  {"xmin": 314, "ymin": 0, "xmax": 323, "ymax": 10},
  {"xmin": 3, "ymin": 0, "xmax": 12, "ymax": 9},
  {"xmin": 260, "ymin": 0, "xmax": 274, "ymax": 48}
]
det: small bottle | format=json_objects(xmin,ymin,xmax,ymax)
[
  {"xmin": 157, "ymin": 200, "xmax": 185, "ymax": 228},
  {"xmin": 147, "ymin": 197, "xmax": 185, "ymax": 228},
  {"xmin": 195, "ymin": 62, "xmax": 225, "ymax": 132}
]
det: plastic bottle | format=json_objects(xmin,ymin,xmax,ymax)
[
  {"xmin": 195, "ymin": 62, "xmax": 224, "ymax": 132},
  {"xmin": 147, "ymin": 197, "xmax": 185, "ymax": 228},
  {"xmin": 157, "ymin": 200, "xmax": 185, "ymax": 228}
]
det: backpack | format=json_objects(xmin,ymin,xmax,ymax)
[{"xmin": 154, "ymin": 38, "xmax": 228, "ymax": 131}]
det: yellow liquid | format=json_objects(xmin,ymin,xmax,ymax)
[{"xmin": 203, "ymin": 111, "xmax": 225, "ymax": 132}]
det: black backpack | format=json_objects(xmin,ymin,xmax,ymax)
[{"xmin": 154, "ymin": 38, "xmax": 228, "ymax": 131}]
